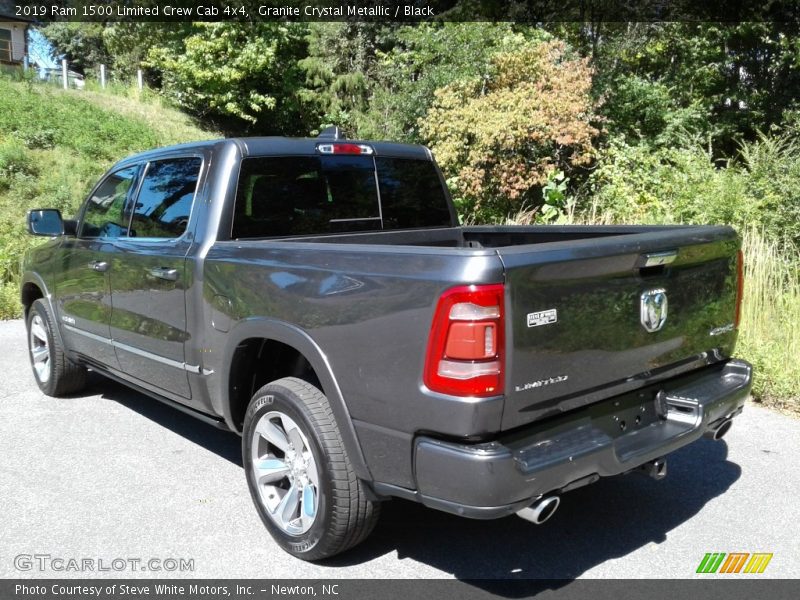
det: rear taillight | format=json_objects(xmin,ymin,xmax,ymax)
[
  {"xmin": 424, "ymin": 284, "xmax": 504, "ymax": 397},
  {"xmin": 735, "ymin": 249, "xmax": 744, "ymax": 328}
]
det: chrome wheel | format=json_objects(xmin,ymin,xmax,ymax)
[
  {"xmin": 29, "ymin": 314, "xmax": 51, "ymax": 383},
  {"xmin": 250, "ymin": 410, "xmax": 319, "ymax": 536}
]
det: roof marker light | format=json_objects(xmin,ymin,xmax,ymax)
[{"xmin": 316, "ymin": 143, "xmax": 374, "ymax": 155}]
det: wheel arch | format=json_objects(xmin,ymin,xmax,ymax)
[
  {"xmin": 20, "ymin": 273, "xmax": 47, "ymax": 319},
  {"xmin": 221, "ymin": 317, "xmax": 372, "ymax": 481},
  {"xmin": 20, "ymin": 272, "xmax": 68, "ymax": 353}
]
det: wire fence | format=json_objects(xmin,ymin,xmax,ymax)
[
  {"xmin": 6, "ymin": 55, "xmax": 149, "ymax": 95},
  {"xmin": 45, "ymin": 60, "xmax": 147, "ymax": 92}
]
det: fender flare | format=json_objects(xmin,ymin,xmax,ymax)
[
  {"xmin": 220, "ymin": 317, "xmax": 372, "ymax": 481},
  {"xmin": 20, "ymin": 271, "xmax": 68, "ymax": 353}
]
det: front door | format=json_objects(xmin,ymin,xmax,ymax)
[{"xmin": 57, "ymin": 165, "xmax": 140, "ymax": 367}]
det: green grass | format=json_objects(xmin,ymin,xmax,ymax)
[
  {"xmin": 0, "ymin": 74, "xmax": 218, "ymax": 319},
  {"xmin": 737, "ymin": 229, "xmax": 800, "ymax": 413}
]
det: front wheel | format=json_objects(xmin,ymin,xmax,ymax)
[
  {"xmin": 27, "ymin": 299, "xmax": 86, "ymax": 396},
  {"xmin": 242, "ymin": 377, "xmax": 380, "ymax": 560}
]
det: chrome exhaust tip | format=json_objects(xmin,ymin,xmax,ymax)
[
  {"xmin": 713, "ymin": 419, "xmax": 733, "ymax": 440},
  {"xmin": 517, "ymin": 495, "xmax": 560, "ymax": 525},
  {"xmin": 704, "ymin": 418, "xmax": 733, "ymax": 441}
]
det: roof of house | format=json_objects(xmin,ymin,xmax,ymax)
[{"xmin": 0, "ymin": 0, "xmax": 33, "ymax": 22}]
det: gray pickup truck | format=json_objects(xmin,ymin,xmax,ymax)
[{"xmin": 21, "ymin": 132, "xmax": 751, "ymax": 560}]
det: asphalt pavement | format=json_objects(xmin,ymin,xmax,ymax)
[{"xmin": 1, "ymin": 318, "xmax": 798, "ymax": 584}]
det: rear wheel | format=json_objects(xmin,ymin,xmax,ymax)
[
  {"xmin": 242, "ymin": 377, "xmax": 380, "ymax": 560},
  {"xmin": 26, "ymin": 299, "xmax": 86, "ymax": 396}
]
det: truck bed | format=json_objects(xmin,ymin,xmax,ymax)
[{"xmin": 207, "ymin": 223, "xmax": 740, "ymax": 437}]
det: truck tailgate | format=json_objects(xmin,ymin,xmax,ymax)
[{"xmin": 499, "ymin": 226, "xmax": 741, "ymax": 430}]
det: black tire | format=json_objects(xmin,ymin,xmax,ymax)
[
  {"xmin": 242, "ymin": 377, "xmax": 380, "ymax": 560},
  {"xmin": 26, "ymin": 298, "xmax": 87, "ymax": 396}
]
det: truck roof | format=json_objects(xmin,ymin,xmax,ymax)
[{"xmin": 114, "ymin": 136, "xmax": 433, "ymax": 167}]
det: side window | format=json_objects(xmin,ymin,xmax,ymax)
[
  {"xmin": 80, "ymin": 166, "xmax": 139, "ymax": 238},
  {"xmin": 0, "ymin": 29, "xmax": 11, "ymax": 63},
  {"xmin": 129, "ymin": 157, "xmax": 202, "ymax": 239},
  {"xmin": 376, "ymin": 158, "xmax": 453, "ymax": 229}
]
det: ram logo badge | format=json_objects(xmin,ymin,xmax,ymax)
[
  {"xmin": 640, "ymin": 288, "xmax": 668, "ymax": 332},
  {"xmin": 527, "ymin": 308, "xmax": 557, "ymax": 328}
]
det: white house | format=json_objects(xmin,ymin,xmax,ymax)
[{"xmin": 0, "ymin": 8, "xmax": 30, "ymax": 65}]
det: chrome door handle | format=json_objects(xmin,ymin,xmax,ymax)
[
  {"xmin": 148, "ymin": 267, "xmax": 178, "ymax": 281},
  {"xmin": 88, "ymin": 260, "xmax": 109, "ymax": 272}
]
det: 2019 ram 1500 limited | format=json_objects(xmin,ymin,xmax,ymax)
[{"xmin": 21, "ymin": 132, "xmax": 751, "ymax": 560}]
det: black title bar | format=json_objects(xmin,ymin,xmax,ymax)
[{"xmin": 6, "ymin": 0, "xmax": 800, "ymax": 23}]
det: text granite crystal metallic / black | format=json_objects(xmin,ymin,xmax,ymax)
[{"xmin": 20, "ymin": 129, "xmax": 751, "ymax": 560}]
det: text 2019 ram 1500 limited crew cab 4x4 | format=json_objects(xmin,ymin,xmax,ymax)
[{"xmin": 21, "ymin": 132, "xmax": 751, "ymax": 560}]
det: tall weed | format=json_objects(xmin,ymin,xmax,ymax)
[{"xmin": 737, "ymin": 229, "xmax": 800, "ymax": 411}]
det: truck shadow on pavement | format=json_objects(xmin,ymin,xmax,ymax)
[
  {"xmin": 85, "ymin": 373, "xmax": 740, "ymax": 594},
  {"xmin": 326, "ymin": 433, "xmax": 741, "ymax": 595},
  {"xmin": 82, "ymin": 373, "xmax": 244, "ymax": 466}
]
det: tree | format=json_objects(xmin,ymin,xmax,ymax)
[
  {"xmin": 103, "ymin": 23, "xmax": 191, "ymax": 82},
  {"xmin": 359, "ymin": 23, "xmax": 524, "ymax": 142},
  {"xmin": 551, "ymin": 22, "xmax": 800, "ymax": 156},
  {"xmin": 421, "ymin": 39, "xmax": 599, "ymax": 218},
  {"xmin": 147, "ymin": 22, "xmax": 308, "ymax": 134},
  {"xmin": 296, "ymin": 23, "xmax": 389, "ymax": 136},
  {"xmin": 39, "ymin": 23, "xmax": 111, "ymax": 75}
]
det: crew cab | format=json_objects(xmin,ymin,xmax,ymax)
[{"xmin": 21, "ymin": 132, "xmax": 751, "ymax": 559}]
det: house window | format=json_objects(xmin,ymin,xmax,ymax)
[{"xmin": 0, "ymin": 29, "xmax": 12, "ymax": 62}]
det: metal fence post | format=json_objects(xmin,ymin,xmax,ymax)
[
  {"xmin": 62, "ymin": 59, "xmax": 68, "ymax": 90},
  {"xmin": 100, "ymin": 64, "xmax": 106, "ymax": 89}
]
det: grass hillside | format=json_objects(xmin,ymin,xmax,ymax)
[{"xmin": 0, "ymin": 75, "xmax": 218, "ymax": 317}]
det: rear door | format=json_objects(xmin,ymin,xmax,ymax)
[
  {"xmin": 109, "ymin": 156, "xmax": 202, "ymax": 400},
  {"xmin": 57, "ymin": 165, "xmax": 140, "ymax": 367},
  {"xmin": 499, "ymin": 228, "xmax": 741, "ymax": 429}
]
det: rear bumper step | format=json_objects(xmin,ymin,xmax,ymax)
[{"xmin": 413, "ymin": 359, "xmax": 751, "ymax": 519}]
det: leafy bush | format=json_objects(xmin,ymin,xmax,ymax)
[
  {"xmin": 421, "ymin": 39, "xmax": 599, "ymax": 220},
  {"xmin": 21, "ymin": 129, "xmax": 57, "ymax": 150},
  {"xmin": 736, "ymin": 133, "xmax": 800, "ymax": 246},
  {"xmin": 585, "ymin": 133, "xmax": 800, "ymax": 248},
  {"xmin": 0, "ymin": 140, "xmax": 38, "ymax": 181},
  {"xmin": 601, "ymin": 74, "xmax": 712, "ymax": 149},
  {"xmin": 148, "ymin": 22, "xmax": 307, "ymax": 131}
]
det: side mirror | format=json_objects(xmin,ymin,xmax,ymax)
[{"xmin": 27, "ymin": 209, "xmax": 65, "ymax": 236}]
